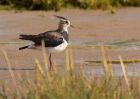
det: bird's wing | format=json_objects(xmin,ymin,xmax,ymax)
[{"xmin": 32, "ymin": 31, "xmax": 64, "ymax": 47}]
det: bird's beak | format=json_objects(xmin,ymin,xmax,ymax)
[{"xmin": 70, "ymin": 25, "xmax": 74, "ymax": 28}]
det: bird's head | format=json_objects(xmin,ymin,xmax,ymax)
[
  {"xmin": 59, "ymin": 19, "xmax": 71, "ymax": 29},
  {"xmin": 54, "ymin": 15, "xmax": 74, "ymax": 31}
]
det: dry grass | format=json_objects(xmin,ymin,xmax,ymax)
[{"xmin": 0, "ymin": 46, "xmax": 140, "ymax": 98}]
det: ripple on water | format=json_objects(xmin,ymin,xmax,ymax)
[
  {"xmin": 84, "ymin": 39, "xmax": 140, "ymax": 50},
  {"xmin": 82, "ymin": 63, "xmax": 140, "ymax": 77}
]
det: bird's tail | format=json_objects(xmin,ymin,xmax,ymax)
[
  {"xmin": 19, "ymin": 45, "xmax": 29, "ymax": 50},
  {"xmin": 19, "ymin": 34, "xmax": 36, "ymax": 40}
]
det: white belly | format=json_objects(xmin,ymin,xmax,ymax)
[
  {"xmin": 27, "ymin": 39, "xmax": 68, "ymax": 53},
  {"xmin": 46, "ymin": 39, "xmax": 68, "ymax": 53}
]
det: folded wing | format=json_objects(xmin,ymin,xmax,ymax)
[{"xmin": 19, "ymin": 31, "xmax": 64, "ymax": 48}]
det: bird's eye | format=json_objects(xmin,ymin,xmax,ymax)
[{"xmin": 65, "ymin": 21, "xmax": 68, "ymax": 24}]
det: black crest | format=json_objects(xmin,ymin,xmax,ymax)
[{"xmin": 54, "ymin": 15, "xmax": 68, "ymax": 20}]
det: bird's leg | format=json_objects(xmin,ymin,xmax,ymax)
[{"xmin": 49, "ymin": 53, "xmax": 53, "ymax": 70}]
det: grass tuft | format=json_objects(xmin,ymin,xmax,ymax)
[{"xmin": 0, "ymin": 46, "xmax": 140, "ymax": 98}]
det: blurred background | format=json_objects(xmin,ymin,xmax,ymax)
[{"xmin": 0, "ymin": 0, "xmax": 140, "ymax": 11}]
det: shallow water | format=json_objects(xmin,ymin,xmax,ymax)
[
  {"xmin": 81, "ymin": 39, "xmax": 140, "ymax": 50},
  {"xmin": 83, "ymin": 63, "xmax": 140, "ymax": 76},
  {"xmin": 0, "ymin": 40, "xmax": 140, "ymax": 77}
]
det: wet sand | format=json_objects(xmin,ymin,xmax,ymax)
[{"xmin": 0, "ymin": 7, "xmax": 140, "ymax": 94}]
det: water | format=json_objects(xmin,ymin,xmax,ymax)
[
  {"xmin": 0, "ymin": 39, "xmax": 140, "ymax": 76},
  {"xmin": 84, "ymin": 39, "xmax": 140, "ymax": 50},
  {"xmin": 83, "ymin": 63, "xmax": 140, "ymax": 76}
]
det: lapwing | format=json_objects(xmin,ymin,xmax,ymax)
[{"xmin": 19, "ymin": 15, "xmax": 73, "ymax": 69}]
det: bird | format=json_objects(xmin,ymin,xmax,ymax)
[{"xmin": 19, "ymin": 15, "xmax": 73, "ymax": 69}]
